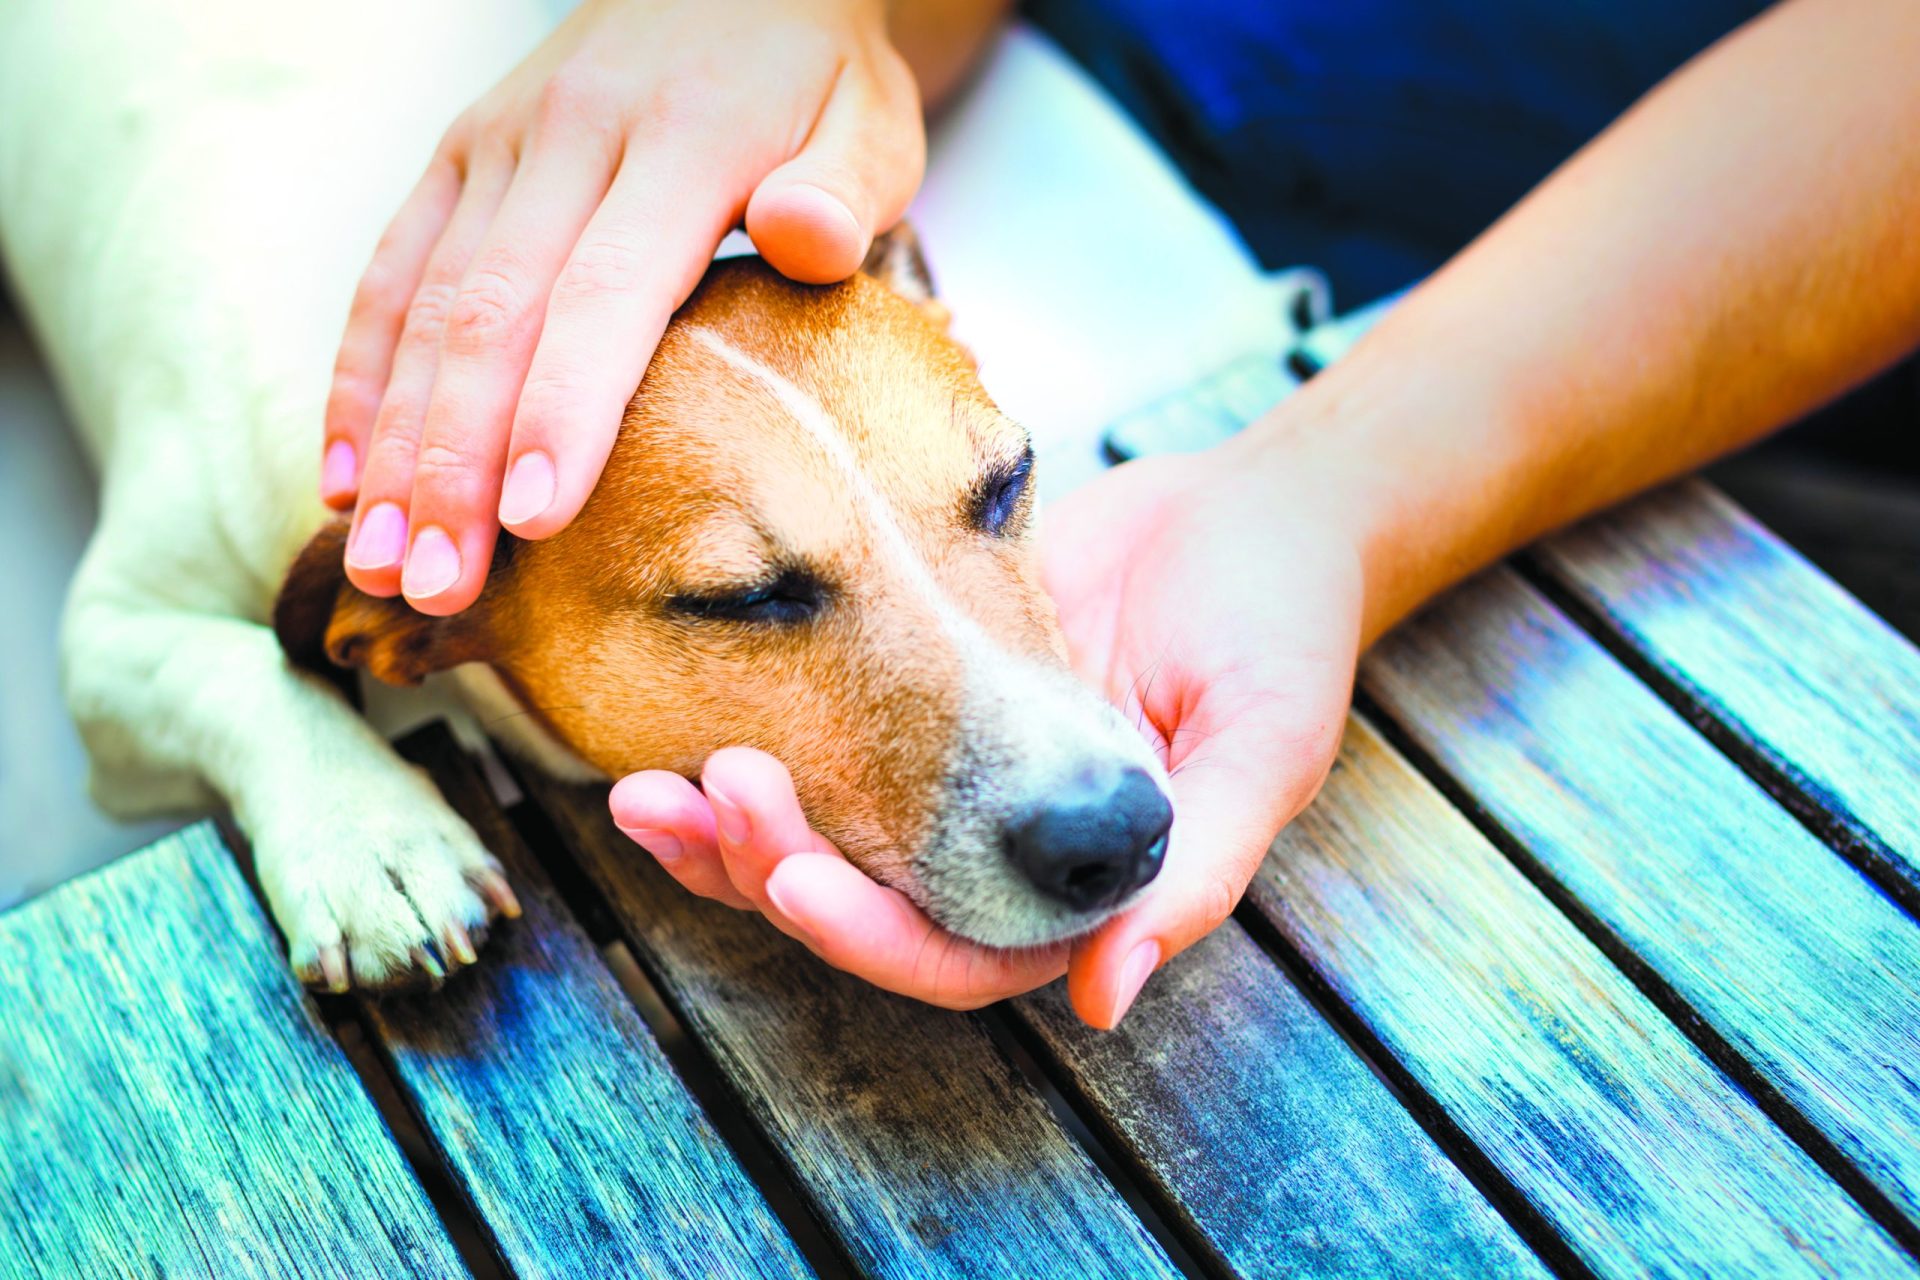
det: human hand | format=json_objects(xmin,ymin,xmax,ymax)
[
  {"xmin": 608, "ymin": 442, "xmax": 1364, "ymax": 1026},
  {"xmin": 1039, "ymin": 448, "xmax": 1362, "ymax": 1025},
  {"xmin": 323, "ymin": 0, "xmax": 924, "ymax": 614},
  {"xmin": 610, "ymin": 748, "xmax": 1072, "ymax": 1010}
]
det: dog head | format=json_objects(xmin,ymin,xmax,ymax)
[{"xmin": 278, "ymin": 231, "xmax": 1171, "ymax": 947}]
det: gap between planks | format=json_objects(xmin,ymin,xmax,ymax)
[
  {"xmin": 224, "ymin": 782, "xmax": 841, "ymax": 1279},
  {"xmin": 1353, "ymin": 688, "xmax": 1920, "ymax": 1265},
  {"xmin": 1219, "ymin": 900, "xmax": 1599, "ymax": 1280},
  {"xmin": 971, "ymin": 1007, "xmax": 1213, "ymax": 1279},
  {"xmin": 496, "ymin": 795, "xmax": 863, "ymax": 1279},
  {"xmin": 214, "ymin": 815, "xmax": 507, "ymax": 1280},
  {"xmin": 1514, "ymin": 550, "xmax": 1920, "ymax": 928}
]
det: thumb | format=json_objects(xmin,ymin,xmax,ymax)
[
  {"xmin": 747, "ymin": 47, "xmax": 925, "ymax": 284},
  {"xmin": 1066, "ymin": 720, "xmax": 1340, "ymax": 1029}
]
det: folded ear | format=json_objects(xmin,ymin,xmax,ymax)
[
  {"xmin": 862, "ymin": 222, "xmax": 935, "ymax": 305},
  {"xmin": 273, "ymin": 520, "xmax": 486, "ymax": 687}
]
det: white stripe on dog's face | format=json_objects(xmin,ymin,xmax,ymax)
[
  {"xmin": 685, "ymin": 323, "xmax": 1168, "ymax": 947},
  {"xmin": 688, "ymin": 325, "xmax": 977, "ymax": 640}
]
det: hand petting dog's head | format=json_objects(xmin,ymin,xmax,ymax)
[{"xmin": 279, "ymin": 231, "xmax": 1171, "ymax": 948}]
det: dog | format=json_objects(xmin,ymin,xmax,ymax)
[{"xmin": 0, "ymin": 0, "xmax": 1171, "ymax": 991}]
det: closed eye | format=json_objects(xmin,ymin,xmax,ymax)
[
  {"xmin": 667, "ymin": 568, "xmax": 828, "ymax": 626},
  {"xmin": 971, "ymin": 445, "xmax": 1035, "ymax": 537}
]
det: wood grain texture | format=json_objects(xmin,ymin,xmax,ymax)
[
  {"xmin": 1532, "ymin": 479, "xmax": 1920, "ymax": 914},
  {"xmin": 368, "ymin": 727, "xmax": 811, "ymax": 1280},
  {"xmin": 0, "ymin": 824, "xmax": 467, "ymax": 1280},
  {"xmin": 1015, "ymin": 921, "xmax": 1550, "ymax": 1279},
  {"xmin": 1246, "ymin": 714, "xmax": 1916, "ymax": 1279},
  {"xmin": 518, "ymin": 770, "xmax": 1178, "ymax": 1280},
  {"xmin": 1363, "ymin": 565, "xmax": 1920, "ymax": 1243}
]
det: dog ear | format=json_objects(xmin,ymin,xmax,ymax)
[
  {"xmin": 273, "ymin": 519, "xmax": 486, "ymax": 688},
  {"xmin": 861, "ymin": 222, "xmax": 936, "ymax": 305}
]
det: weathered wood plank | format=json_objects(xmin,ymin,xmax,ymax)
[
  {"xmin": 1246, "ymin": 714, "xmax": 1916, "ymax": 1278},
  {"xmin": 366, "ymin": 727, "xmax": 812, "ymax": 1280},
  {"xmin": 1015, "ymin": 921, "xmax": 1552, "ymax": 1279},
  {"xmin": 518, "ymin": 770, "xmax": 1179, "ymax": 1280},
  {"xmin": 1362, "ymin": 565, "xmax": 1920, "ymax": 1244},
  {"xmin": 1531, "ymin": 479, "xmax": 1920, "ymax": 914},
  {"xmin": 0, "ymin": 824, "xmax": 468, "ymax": 1280}
]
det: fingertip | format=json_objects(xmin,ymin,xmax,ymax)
[
  {"xmin": 701, "ymin": 745, "xmax": 795, "ymax": 800},
  {"xmin": 747, "ymin": 180, "xmax": 868, "ymax": 284},
  {"xmin": 501, "ymin": 402, "xmax": 626, "ymax": 541},
  {"xmin": 320, "ymin": 439, "xmax": 359, "ymax": 508},
  {"xmin": 343, "ymin": 500, "xmax": 408, "ymax": 596},
  {"xmin": 609, "ymin": 770, "xmax": 701, "ymax": 829},
  {"xmin": 1069, "ymin": 933, "xmax": 1163, "ymax": 1031},
  {"xmin": 497, "ymin": 449, "xmax": 557, "ymax": 530},
  {"xmin": 400, "ymin": 524, "xmax": 488, "ymax": 617}
]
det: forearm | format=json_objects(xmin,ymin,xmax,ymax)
[
  {"xmin": 1231, "ymin": 0, "xmax": 1920, "ymax": 646},
  {"xmin": 887, "ymin": 0, "xmax": 1014, "ymax": 110}
]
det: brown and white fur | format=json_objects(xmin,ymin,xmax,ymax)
[{"xmin": 0, "ymin": 0, "xmax": 1169, "ymax": 988}]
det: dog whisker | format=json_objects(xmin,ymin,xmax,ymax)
[{"xmin": 485, "ymin": 703, "xmax": 587, "ymax": 727}]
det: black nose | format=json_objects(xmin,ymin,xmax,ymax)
[{"xmin": 1005, "ymin": 766, "xmax": 1172, "ymax": 912}]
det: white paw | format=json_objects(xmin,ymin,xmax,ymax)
[{"xmin": 251, "ymin": 769, "xmax": 521, "ymax": 993}]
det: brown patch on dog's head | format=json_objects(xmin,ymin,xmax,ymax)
[{"xmin": 277, "ymin": 234, "xmax": 1166, "ymax": 946}]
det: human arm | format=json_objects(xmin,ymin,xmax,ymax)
[{"xmin": 613, "ymin": 0, "xmax": 1920, "ymax": 1026}]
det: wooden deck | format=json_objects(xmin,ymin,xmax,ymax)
[{"xmin": 3, "ymin": 479, "xmax": 1918, "ymax": 1279}]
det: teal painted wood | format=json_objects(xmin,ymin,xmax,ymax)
[
  {"xmin": 1363, "ymin": 565, "xmax": 1920, "ymax": 1242},
  {"xmin": 1015, "ymin": 920, "xmax": 1551, "ymax": 1279},
  {"xmin": 368, "ymin": 727, "xmax": 811, "ymax": 1280},
  {"xmin": 1532, "ymin": 479, "xmax": 1920, "ymax": 913},
  {"xmin": 519, "ymin": 771, "xmax": 1179, "ymax": 1280},
  {"xmin": 1245, "ymin": 715, "xmax": 1917, "ymax": 1279},
  {"xmin": 0, "ymin": 824, "xmax": 467, "ymax": 1280}
]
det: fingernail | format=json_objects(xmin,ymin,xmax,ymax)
[
  {"xmin": 321, "ymin": 439, "xmax": 357, "ymax": 501},
  {"xmin": 498, "ymin": 450, "xmax": 556, "ymax": 527},
  {"xmin": 402, "ymin": 525, "xmax": 461, "ymax": 598},
  {"xmin": 626, "ymin": 827, "xmax": 684, "ymax": 862},
  {"xmin": 706, "ymin": 785, "xmax": 750, "ymax": 845},
  {"xmin": 346, "ymin": 501, "xmax": 407, "ymax": 569},
  {"xmin": 1108, "ymin": 940, "xmax": 1161, "ymax": 1028},
  {"xmin": 791, "ymin": 182, "xmax": 861, "ymax": 243},
  {"xmin": 765, "ymin": 871, "xmax": 815, "ymax": 943}
]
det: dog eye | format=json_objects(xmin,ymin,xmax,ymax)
[
  {"xmin": 668, "ymin": 570, "xmax": 827, "ymax": 626},
  {"xmin": 973, "ymin": 447, "xmax": 1034, "ymax": 536}
]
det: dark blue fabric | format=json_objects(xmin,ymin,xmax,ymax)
[
  {"xmin": 1027, "ymin": 0, "xmax": 1768, "ymax": 304},
  {"xmin": 1027, "ymin": 0, "xmax": 1918, "ymax": 471}
]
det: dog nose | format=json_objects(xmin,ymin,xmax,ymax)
[{"xmin": 1005, "ymin": 766, "xmax": 1173, "ymax": 912}]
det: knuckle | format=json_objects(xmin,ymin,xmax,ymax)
[
  {"xmin": 350, "ymin": 258, "xmax": 409, "ymax": 322},
  {"xmin": 409, "ymin": 441, "xmax": 484, "ymax": 495},
  {"xmin": 552, "ymin": 240, "xmax": 647, "ymax": 305},
  {"xmin": 1196, "ymin": 874, "xmax": 1242, "ymax": 935},
  {"xmin": 440, "ymin": 111, "xmax": 478, "ymax": 156},
  {"xmin": 442, "ymin": 267, "xmax": 530, "ymax": 355},
  {"xmin": 401, "ymin": 281, "xmax": 459, "ymax": 344},
  {"xmin": 326, "ymin": 368, "xmax": 382, "ymax": 426},
  {"xmin": 533, "ymin": 68, "xmax": 617, "ymax": 134},
  {"xmin": 511, "ymin": 367, "xmax": 591, "ymax": 436},
  {"xmin": 368, "ymin": 394, "xmax": 426, "ymax": 452},
  {"xmin": 631, "ymin": 74, "xmax": 712, "ymax": 141}
]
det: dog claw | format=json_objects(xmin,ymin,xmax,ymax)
[
  {"xmin": 408, "ymin": 944, "xmax": 447, "ymax": 986},
  {"xmin": 477, "ymin": 868, "xmax": 523, "ymax": 920},
  {"xmin": 442, "ymin": 921, "xmax": 478, "ymax": 967},
  {"xmin": 319, "ymin": 945, "xmax": 350, "ymax": 993}
]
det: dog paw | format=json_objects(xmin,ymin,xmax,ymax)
[{"xmin": 253, "ymin": 781, "xmax": 522, "ymax": 994}]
